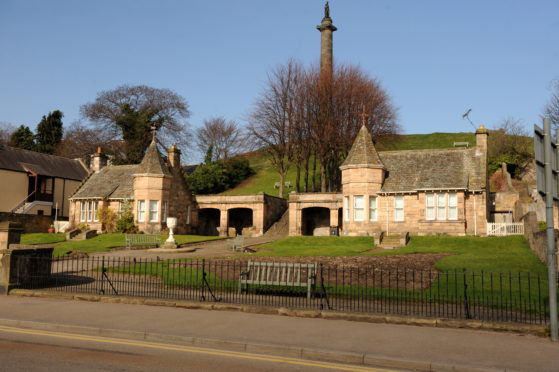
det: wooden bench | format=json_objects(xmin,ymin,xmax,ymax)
[
  {"xmin": 228, "ymin": 234, "xmax": 244, "ymax": 252},
  {"xmin": 239, "ymin": 260, "xmax": 317, "ymax": 299},
  {"xmin": 125, "ymin": 234, "xmax": 161, "ymax": 249}
]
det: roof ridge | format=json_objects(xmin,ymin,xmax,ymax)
[
  {"xmin": 1, "ymin": 144, "xmax": 84, "ymax": 163},
  {"xmin": 379, "ymin": 147, "xmax": 470, "ymax": 155}
]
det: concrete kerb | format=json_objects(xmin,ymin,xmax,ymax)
[
  {"xmin": 9, "ymin": 289, "xmax": 548, "ymax": 338},
  {"xmin": 0, "ymin": 316, "xmax": 504, "ymax": 372}
]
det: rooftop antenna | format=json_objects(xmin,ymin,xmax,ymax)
[{"xmin": 462, "ymin": 108, "xmax": 476, "ymax": 130}]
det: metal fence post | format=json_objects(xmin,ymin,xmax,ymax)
[{"xmin": 545, "ymin": 120, "xmax": 559, "ymax": 341}]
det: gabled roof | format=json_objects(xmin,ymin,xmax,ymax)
[
  {"xmin": 0, "ymin": 145, "xmax": 88, "ymax": 181},
  {"xmin": 135, "ymin": 139, "xmax": 171, "ymax": 176},
  {"xmin": 378, "ymin": 148, "xmax": 481, "ymax": 193},
  {"xmin": 70, "ymin": 165, "xmax": 138, "ymax": 200},
  {"xmin": 341, "ymin": 125, "xmax": 384, "ymax": 168}
]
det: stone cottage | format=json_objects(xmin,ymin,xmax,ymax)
[
  {"xmin": 68, "ymin": 138, "xmax": 197, "ymax": 234},
  {"xmin": 289, "ymin": 124, "xmax": 489, "ymax": 236}
]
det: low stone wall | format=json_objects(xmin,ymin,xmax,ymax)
[
  {"xmin": 522, "ymin": 211, "xmax": 559, "ymax": 271},
  {"xmin": 0, "ymin": 212, "xmax": 55, "ymax": 233}
]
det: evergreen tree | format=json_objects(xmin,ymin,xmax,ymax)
[
  {"xmin": 9, "ymin": 125, "xmax": 35, "ymax": 150},
  {"xmin": 35, "ymin": 110, "xmax": 64, "ymax": 154}
]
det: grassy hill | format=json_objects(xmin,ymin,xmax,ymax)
[{"xmin": 221, "ymin": 132, "xmax": 477, "ymax": 197}]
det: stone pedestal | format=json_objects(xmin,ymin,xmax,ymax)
[
  {"xmin": 0, "ymin": 221, "xmax": 23, "ymax": 250},
  {"xmin": 0, "ymin": 245, "xmax": 54, "ymax": 295}
]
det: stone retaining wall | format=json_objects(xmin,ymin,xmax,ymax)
[{"xmin": 0, "ymin": 212, "xmax": 55, "ymax": 233}]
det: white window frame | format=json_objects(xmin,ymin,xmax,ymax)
[
  {"xmin": 369, "ymin": 196, "xmax": 377, "ymax": 222},
  {"xmin": 86, "ymin": 201, "xmax": 93, "ymax": 222},
  {"xmin": 93, "ymin": 201, "xmax": 99, "ymax": 222},
  {"xmin": 137, "ymin": 200, "xmax": 146, "ymax": 223},
  {"xmin": 80, "ymin": 201, "xmax": 86, "ymax": 222},
  {"xmin": 354, "ymin": 195, "xmax": 364, "ymax": 222},
  {"xmin": 436, "ymin": 193, "xmax": 446, "ymax": 220},
  {"xmin": 149, "ymin": 200, "xmax": 159, "ymax": 223},
  {"xmin": 186, "ymin": 205, "xmax": 191, "ymax": 224},
  {"xmin": 425, "ymin": 193, "xmax": 435, "ymax": 220},
  {"xmin": 394, "ymin": 196, "xmax": 404, "ymax": 222},
  {"xmin": 343, "ymin": 196, "xmax": 350, "ymax": 222},
  {"xmin": 448, "ymin": 193, "xmax": 458, "ymax": 220}
]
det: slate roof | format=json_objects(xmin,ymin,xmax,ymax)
[
  {"xmin": 136, "ymin": 139, "xmax": 171, "ymax": 176},
  {"xmin": 341, "ymin": 125, "xmax": 384, "ymax": 168},
  {"xmin": 70, "ymin": 138, "xmax": 174, "ymax": 200},
  {"xmin": 378, "ymin": 148, "xmax": 483, "ymax": 193},
  {"xmin": 70, "ymin": 165, "xmax": 138, "ymax": 199},
  {"xmin": 0, "ymin": 145, "xmax": 88, "ymax": 181}
]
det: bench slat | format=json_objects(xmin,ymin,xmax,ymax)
[{"xmin": 240, "ymin": 260, "xmax": 317, "ymax": 299}]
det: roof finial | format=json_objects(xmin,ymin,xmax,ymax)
[
  {"xmin": 324, "ymin": 1, "xmax": 330, "ymax": 18},
  {"xmin": 150, "ymin": 124, "xmax": 157, "ymax": 141},
  {"xmin": 360, "ymin": 105, "xmax": 369, "ymax": 128}
]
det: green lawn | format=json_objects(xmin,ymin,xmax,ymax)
[
  {"xmin": 19, "ymin": 233, "xmax": 225, "ymax": 257},
  {"xmin": 255, "ymin": 235, "xmax": 546, "ymax": 274},
  {"xmin": 253, "ymin": 235, "xmax": 550, "ymax": 309},
  {"xmin": 20, "ymin": 233, "xmax": 66, "ymax": 245},
  {"xmin": 220, "ymin": 150, "xmax": 299, "ymax": 197}
]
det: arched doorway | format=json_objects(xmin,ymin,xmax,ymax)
[
  {"xmin": 198, "ymin": 208, "xmax": 220, "ymax": 236},
  {"xmin": 228, "ymin": 208, "xmax": 253, "ymax": 235},
  {"xmin": 301, "ymin": 207, "xmax": 330, "ymax": 236}
]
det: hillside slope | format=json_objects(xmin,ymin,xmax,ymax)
[{"xmin": 221, "ymin": 132, "xmax": 477, "ymax": 197}]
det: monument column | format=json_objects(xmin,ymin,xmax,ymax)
[{"xmin": 316, "ymin": 2, "xmax": 337, "ymax": 78}]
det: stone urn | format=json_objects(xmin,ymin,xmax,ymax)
[{"xmin": 164, "ymin": 217, "xmax": 178, "ymax": 249}]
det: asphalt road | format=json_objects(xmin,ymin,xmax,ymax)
[{"xmin": 0, "ymin": 325, "xmax": 400, "ymax": 372}]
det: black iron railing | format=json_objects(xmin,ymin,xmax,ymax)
[{"xmin": 12, "ymin": 255, "xmax": 555, "ymax": 325}]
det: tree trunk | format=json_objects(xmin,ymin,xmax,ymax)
[
  {"xmin": 295, "ymin": 164, "xmax": 301, "ymax": 192},
  {"xmin": 278, "ymin": 172, "xmax": 286, "ymax": 198},
  {"xmin": 320, "ymin": 164, "xmax": 326, "ymax": 193}
]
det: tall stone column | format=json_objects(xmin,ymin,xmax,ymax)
[{"xmin": 316, "ymin": 2, "xmax": 337, "ymax": 79}]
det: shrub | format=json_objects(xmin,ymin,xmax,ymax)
[
  {"xmin": 96, "ymin": 206, "xmax": 118, "ymax": 233},
  {"xmin": 188, "ymin": 157, "xmax": 254, "ymax": 195},
  {"xmin": 115, "ymin": 200, "xmax": 138, "ymax": 233}
]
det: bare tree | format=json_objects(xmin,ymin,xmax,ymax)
[
  {"xmin": 0, "ymin": 122, "xmax": 16, "ymax": 145},
  {"xmin": 81, "ymin": 85, "xmax": 190, "ymax": 163},
  {"xmin": 196, "ymin": 117, "xmax": 245, "ymax": 161},
  {"xmin": 488, "ymin": 117, "xmax": 532, "ymax": 177},
  {"xmin": 302, "ymin": 64, "xmax": 399, "ymax": 192},
  {"xmin": 247, "ymin": 59, "xmax": 304, "ymax": 198},
  {"xmin": 545, "ymin": 79, "xmax": 559, "ymax": 126},
  {"xmin": 54, "ymin": 121, "xmax": 124, "ymax": 160}
]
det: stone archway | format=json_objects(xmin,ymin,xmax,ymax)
[
  {"xmin": 198, "ymin": 208, "xmax": 220, "ymax": 236},
  {"xmin": 227, "ymin": 208, "xmax": 253, "ymax": 235},
  {"xmin": 301, "ymin": 207, "xmax": 330, "ymax": 236}
]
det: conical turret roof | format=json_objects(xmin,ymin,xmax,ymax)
[
  {"xmin": 341, "ymin": 125, "xmax": 384, "ymax": 168},
  {"xmin": 136, "ymin": 138, "xmax": 171, "ymax": 176}
]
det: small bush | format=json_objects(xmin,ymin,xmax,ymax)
[
  {"xmin": 97, "ymin": 206, "xmax": 118, "ymax": 233},
  {"xmin": 115, "ymin": 200, "xmax": 138, "ymax": 233},
  {"xmin": 538, "ymin": 221, "xmax": 547, "ymax": 231},
  {"xmin": 188, "ymin": 157, "xmax": 254, "ymax": 194}
]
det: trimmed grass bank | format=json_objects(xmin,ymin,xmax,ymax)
[
  {"xmin": 19, "ymin": 233, "xmax": 225, "ymax": 256},
  {"xmin": 255, "ymin": 235, "xmax": 546, "ymax": 274}
]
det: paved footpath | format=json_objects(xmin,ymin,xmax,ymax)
[{"xmin": 0, "ymin": 296, "xmax": 558, "ymax": 371}]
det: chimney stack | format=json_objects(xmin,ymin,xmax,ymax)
[
  {"xmin": 168, "ymin": 145, "xmax": 181, "ymax": 169},
  {"xmin": 91, "ymin": 146, "xmax": 107, "ymax": 172}
]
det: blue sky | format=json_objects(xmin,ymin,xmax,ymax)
[{"xmin": 1, "ymin": 0, "xmax": 558, "ymax": 161}]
